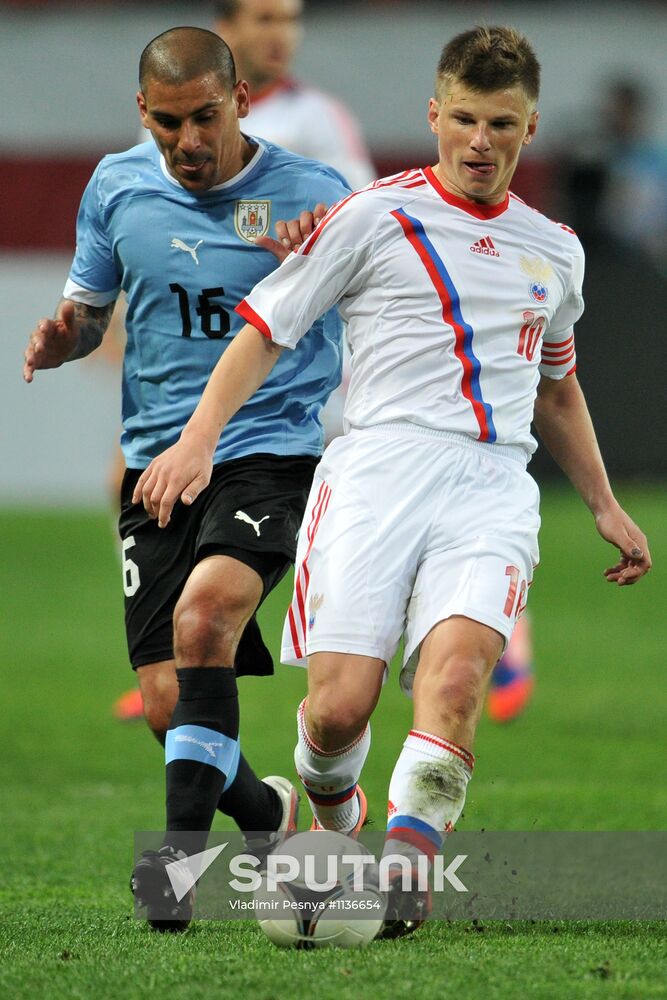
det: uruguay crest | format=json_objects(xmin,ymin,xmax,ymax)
[{"xmin": 235, "ymin": 200, "xmax": 271, "ymax": 243}]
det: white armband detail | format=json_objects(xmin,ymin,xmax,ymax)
[{"xmin": 62, "ymin": 279, "xmax": 119, "ymax": 307}]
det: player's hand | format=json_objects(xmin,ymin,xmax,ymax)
[
  {"xmin": 132, "ymin": 436, "xmax": 214, "ymax": 528},
  {"xmin": 256, "ymin": 202, "xmax": 329, "ymax": 261},
  {"xmin": 595, "ymin": 503, "xmax": 652, "ymax": 585},
  {"xmin": 23, "ymin": 301, "xmax": 79, "ymax": 382}
]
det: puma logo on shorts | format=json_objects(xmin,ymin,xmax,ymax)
[{"xmin": 234, "ymin": 510, "xmax": 270, "ymax": 537}]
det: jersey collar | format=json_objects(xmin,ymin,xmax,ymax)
[{"xmin": 423, "ymin": 165, "xmax": 510, "ymax": 219}]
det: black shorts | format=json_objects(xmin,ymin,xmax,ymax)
[{"xmin": 118, "ymin": 453, "xmax": 318, "ymax": 671}]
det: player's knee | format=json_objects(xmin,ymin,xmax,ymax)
[
  {"xmin": 441, "ymin": 684, "xmax": 480, "ymax": 725},
  {"xmin": 173, "ymin": 587, "xmax": 251, "ymax": 663},
  {"xmin": 425, "ymin": 655, "xmax": 486, "ymax": 724},
  {"xmin": 307, "ymin": 694, "xmax": 368, "ymax": 751}
]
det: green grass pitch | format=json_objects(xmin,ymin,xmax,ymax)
[{"xmin": 0, "ymin": 485, "xmax": 665, "ymax": 999}]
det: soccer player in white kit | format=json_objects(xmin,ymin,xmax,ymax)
[
  {"xmin": 133, "ymin": 26, "xmax": 652, "ymax": 936},
  {"xmin": 214, "ymin": 0, "xmax": 536, "ymax": 725}
]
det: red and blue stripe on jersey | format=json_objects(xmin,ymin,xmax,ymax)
[
  {"xmin": 237, "ymin": 171, "xmax": 428, "ymax": 339},
  {"xmin": 300, "ymin": 170, "xmax": 427, "ymax": 258},
  {"xmin": 391, "ymin": 206, "xmax": 497, "ymax": 444}
]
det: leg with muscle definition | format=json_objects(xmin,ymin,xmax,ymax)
[
  {"xmin": 386, "ymin": 615, "xmax": 502, "ymax": 861},
  {"xmin": 294, "ymin": 652, "xmax": 384, "ymax": 834},
  {"xmin": 132, "ymin": 554, "xmax": 287, "ymax": 931},
  {"xmin": 378, "ymin": 615, "xmax": 503, "ymax": 938},
  {"xmin": 155, "ymin": 554, "xmax": 283, "ymax": 853}
]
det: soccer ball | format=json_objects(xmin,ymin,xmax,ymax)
[
  {"xmin": 254, "ymin": 831, "xmax": 385, "ymax": 949},
  {"xmin": 256, "ymin": 879, "xmax": 385, "ymax": 949}
]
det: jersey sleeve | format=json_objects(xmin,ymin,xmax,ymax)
[
  {"xmin": 539, "ymin": 243, "xmax": 585, "ymax": 380},
  {"xmin": 63, "ymin": 161, "xmax": 121, "ymax": 305},
  {"xmin": 236, "ymin": 191, "xmax": 377, "ymax": 347},
  {"xmin": 300, "ymin": 164, "xmax": 353, "ymax": 217}
]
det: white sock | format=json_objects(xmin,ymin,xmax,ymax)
[
  {"xmin": 294, "ymin": 698, "xmax": 370, "ymax": 833},
  {"xmin": 385, "ymin": 729, "xmax": 474, "ymax": 867}
]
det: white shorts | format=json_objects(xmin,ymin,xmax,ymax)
[{"xmin": 281, "ymin": 425, "xmax": 540, "ymax": 695}]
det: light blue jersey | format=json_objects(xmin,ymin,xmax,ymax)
[{"xmin": 65, "ymin": 138, "xmax": 350, "ymax": 468}]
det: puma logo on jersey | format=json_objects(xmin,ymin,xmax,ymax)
[
  {"xmin": 470, "ymin": 236, "xmax": 500, "ymax": 257},
  {"xmin": 235, "ymin": 510, "xmax": 270, "ymax": 536},
  {"xmin": 170, "ymin": 238, "xmax": 203, "ymax": 265}
]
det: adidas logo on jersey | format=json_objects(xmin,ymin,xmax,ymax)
[{"xmin": 470, "ymin": 236, "xmax": 500, "ymax": 257}]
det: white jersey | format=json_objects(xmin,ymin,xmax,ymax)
[
  {"xmin": 238, "ymin": 166, "xmax": 585, "ymax": 458},
  {"xmin": 242, "ymin": 78, "xmax": 376, "ymax": 191}
]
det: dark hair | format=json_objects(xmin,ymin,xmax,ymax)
[
  {"xmin": 212, "ymin": 1, "xmax": 242, "ymax": 18},
  {"xmin": 437, "ymin": 26, "xmax": 540, "ymax": 104},
  {"xmin": 139, "ymin": 26, "xmax": 237, "ymax": 90}
]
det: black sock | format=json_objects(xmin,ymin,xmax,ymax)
[
  {"xmin": 165, "ymin": 666, "xmax": 239, "ymax": 855},
  {"xmin": 217, "ymin": 753, "xmax": 283, "ymax": 832}
]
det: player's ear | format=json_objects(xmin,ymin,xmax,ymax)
[
  {"xmin": 234, "ymin": 80, "xmax": 250, "ymax": 120},
  {"xmin": 428, "ymin": 97, "xmax": 440, "ymax": 135},
  {"xmin": 136, "ymin": 90, "xmax": 148, "ymax": 124},
  {"xmin": 523, "ymin": 110, "xmax": 539, "ymax": 145}
]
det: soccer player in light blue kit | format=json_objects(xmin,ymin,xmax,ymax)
[{"xmin": 23, "ymin": 26, "xmax": 349, "ymax": 931}]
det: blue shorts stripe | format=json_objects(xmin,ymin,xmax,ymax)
[{"xmin": 166, "ymin": 724, "xmax": 239, "ymax": 778}]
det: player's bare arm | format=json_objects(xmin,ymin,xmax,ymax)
[
  {"xmin": 534, "ymin": 374, "xmax": 651, "ymax": 584},
  {"xmin": 23, "ymin": 298, "xmax": 116, "ymax": 382},
  {"xmin": 133, "ymin": 324, "xmax": 282, "ymax": 527}
]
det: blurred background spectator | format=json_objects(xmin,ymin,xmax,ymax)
[
  {"xmin": 213, "ymin": 0, "xmax": 375, "ymax": 190},
  {"xmin": 556, "ymin": 76, "xmax": 667, "ymax": 275}
]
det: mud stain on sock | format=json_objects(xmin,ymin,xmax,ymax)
[{"xmin": 408, "ymin": 760, "xmax": 467, "ymax": 813}]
